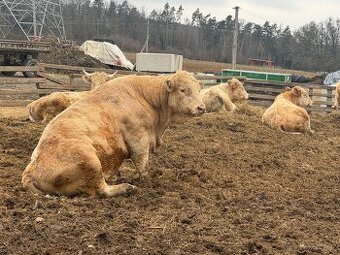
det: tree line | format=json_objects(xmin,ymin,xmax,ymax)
[{"xmin": 62, "ymin": 0, "xmax": 340, "ymax": 72}]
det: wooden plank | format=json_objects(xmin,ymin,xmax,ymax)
[
  {"xmin": 246, "ymin": 79, "xmax": 336, "ymax": 90},
  {"xmin": 0, "ymin": 77, "xmax": 46, "ymax": 84},
  {"xmin": 310, "ymin": 92, "xmax": 335, "ymax": 99},
  {"xmin": 0, "ymin": 100, "xmax": 32, "ymax": 107},
  {"xmin": 40, "ymin": 63, "xmax": 156, "ymax": 75},
  {"xmin": 245, "ymin": 86, "xmax": 335, "ymax": 99},
  {"xmin": 0, "ymin": 88, "xmax": 73, "ymax": 95},
  {"xmin": 248, "ymin": 100, "xmax": 332, "ymax": 113},
  {"xmin": 250, "ymin": 94, "xmax": 334, "ymax": 106},
  {"xmin": 0, "ymin": 42, "xmax": 51, "ymax": 53},
  {"xmin": 70, "ymin": 73, "xmax": 244, "ymax": 82},
  {"xmin": 0, "ymin": 66, "xmax": 45, "ymax": 72},
  {"xmin": 249, "ymin": 94, "xmax": 276, "ymax": 100},
  {"xmin": 312, "ymin": 100, "xmax": 334, "ymax": 107},
  {"xmin": 195, "ymin": 75, "xmax": 247, "ymax": 81},
  {"xmin": 38, "ymin": 72, "xmax": 66, "ymax": 85},
  {"xmin": 37, "ymin": 83, "xmax": 90, "ymax": 90},
  {"xmin": 245, "ymin": 86, "xmax": 283, "ymax": 94}
]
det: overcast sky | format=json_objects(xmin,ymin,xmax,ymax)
[{"xmin": 127, "ymin": 0, "xmax": 339, "ymax": 30}]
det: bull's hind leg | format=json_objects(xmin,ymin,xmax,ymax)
[
  {"xmin": 74, "ymin": 157, "xmax": 136, "ymax": 197},
  {"xmin": 33, "ymin": 150, "xmax": 136, "ymax": 197},
  {"xmin": 81, "ymin": 154, "xmax": 136, "ymax": 197}
]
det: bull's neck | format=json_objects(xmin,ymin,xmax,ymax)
[
  {"xmin": 280, "ymin": 92, "xmax": 298, "ymax": 105},
  {"xmin": 221, "ymin": 84, "xmax": 233, "ymax": 100},
  {"xmin": 133, "ymin": 76, "xmax": 174, "ymax": 129}
]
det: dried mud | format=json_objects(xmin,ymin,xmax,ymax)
[{"xmin": 0, "ymin": 104, "xmax": 339, "ymax": 255}]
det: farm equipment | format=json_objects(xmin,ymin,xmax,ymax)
[{"xmin": 0, "ymin": 39, "xmax": 51, "ymax": 77}]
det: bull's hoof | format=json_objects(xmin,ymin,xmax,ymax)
[{"xmin": 121, "ymin": 183, "xmax": 137, "ymax": 195}]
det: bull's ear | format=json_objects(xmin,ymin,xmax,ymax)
[
  {"xmin": 285, "ymin": 86, "xmax": 292, "ymax": 91},
  {"xmin": 292, "ymin": 87, "xmax": 301, "ymax": 96},
  {"xmin": 166, "ymin": 79, "xmax": 174, "ymax": 92},
  {"xmin": 107, "ymin": 71, "xmax": 118, "ymax": 80},
  {"xmin": 82, "ymin": 75, "xmax": 91, "ymax": 83}
]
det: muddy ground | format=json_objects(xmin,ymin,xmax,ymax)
[{"xmin": 0, "ymin": 104, "xmax": 339, "ymax": 255}]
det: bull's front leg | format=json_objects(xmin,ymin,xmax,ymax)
[
  {"xmin": 129, "ymin": 137, "xmax": 150, "ymax": 178},
  {"xmin": 131, "ymin": 149, "xmax": 150, "ymax": 179}
]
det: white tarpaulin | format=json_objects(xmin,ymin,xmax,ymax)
[
  {"xmin": 79, "ymin": 40, "xmax": 134, "ymax": 70},
  {"xmin": 323, "ymin": 70, "xmax": 340, "ymax": 85}
]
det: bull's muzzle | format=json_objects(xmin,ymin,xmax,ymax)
[{"xmin": 194, "ymin": 104, "xmax": 206, "ymax": 115}]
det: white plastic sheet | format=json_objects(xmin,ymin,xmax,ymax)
[
  {"xmin": 323, "ymin": 70, "xmax": 340, "ymax": 86},
  {"xmin": 79, "ymin": 40, "xmax": 134, "ymax": 70}
]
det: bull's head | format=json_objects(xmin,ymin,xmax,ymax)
[
  {"xmin": 82, "ymin": 70, "xmax": 118, "ymax": 89},
  {"xmin": 291, "ymin": 86, "xmax": 313, "ymax": 107},
  {"xmin": 166, "ymin": 71, "xmax": 206, "ymax": 116},
  {"xmin": 227, "ymin": 78, "xmax": 249, "ymax": 101}
]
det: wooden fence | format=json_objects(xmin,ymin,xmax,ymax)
[
  {"xmin": 243, "ymin": 80, "xmax": 335, "ymax": 112},
  {"xmin": 0, "ymin": 64, "xmax": 337, "ymax": 112}
]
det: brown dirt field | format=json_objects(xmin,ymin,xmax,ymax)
[
  {"xmin": 0, "ymin": 104, "xmax": 339, "ymax": 255},
  {"xmin": 125, "ymin": 53, "xmax": 316, "ymax": 77}
]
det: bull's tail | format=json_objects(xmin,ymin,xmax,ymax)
[{"xmin": 22, "ymin": 165, "xmax": 41, "ymax": 194}]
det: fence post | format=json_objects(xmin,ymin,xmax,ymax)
[
  {"xmin": 69, "ymin": 74, "xmax": 74, "ymax": 86},
  {"xmin": 36, "ymin": 82, "xmax": 43, "ymax": 98},
  {"xmin": 308, "ymin": 87, "xmax": 314, "ymax": 113},
  {"xmin": 327, "ymin": 87, "xmax": 332, "ymax": 109}
]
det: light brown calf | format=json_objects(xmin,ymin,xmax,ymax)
[
  {"xmin": 22, "ymin": 71, "xmax": 206, "ymax": 197},
  {"xmin": 201, "ymin": 78, "xmax": 249, "ymax": 113},
  {"xmin": 27, "ymin": 71, "xmax": 117, "ymax": 123},
  {"xmin": 262, "ymin": 86, "xmax": 314, "ymax": 134}
]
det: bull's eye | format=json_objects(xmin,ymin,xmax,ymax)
[{"xmin": 179, "ymin": 87, "xmax": 185, "ymax": 93}]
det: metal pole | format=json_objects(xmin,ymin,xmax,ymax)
[
  {"xmin": 32, "ymin": 0, "xmax": 37, "ymax": 39},
  {"xmin": 232, "ymin": 6, "xmax": 240, "ymax": 70},
  {"xmin": 146, "ymin": 19, "xmax": 149, "ymax": 53}
]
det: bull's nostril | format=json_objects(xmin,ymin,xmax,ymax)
[{"xmin": 197, "ymin": 104, "xmax": 206, "ymax": 112}]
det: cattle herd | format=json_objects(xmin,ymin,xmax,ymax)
[{"xmin": 21, "ymin": 70, "xmax": 340, "ymax": 197}]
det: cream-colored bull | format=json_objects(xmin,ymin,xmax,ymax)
[
  {"xmin": 333, "ymin": 82, "xmax": 340, "ymax": 109},
  {"xmin": 262, "ymin": 86, "xmax": 314, "ymax": 134},
  {"xmin": 22, "ymin": 71, "xmax": 206, "ymax": 197},
  {"xmin": 201, "ymin": 78, "xmax": 249, "ymax": 113},
  {"xmin": 27, "ymin": 71, "xmax": 117, "ymax": 123}
]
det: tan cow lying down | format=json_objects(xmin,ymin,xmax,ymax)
[
  {"xmin": 27, "ymin": 71, "xmax": 117, "ymax": 123},
  {"xmin": 262, "ymin": 86, "xmax": 314, "ymax": 134},
  {"xmin": 201, "ymin": 78, "xmax": 249, "ymax": 112},
  {"xmin": 22, "ymin": 71, "xmax": 206, "ymax": 197},
  {"xmin": 334, "ymin": 82, "xmax": 340, "ymax": 109}
]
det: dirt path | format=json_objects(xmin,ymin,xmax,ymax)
[{"xmin": 0, "ymin": 104, "xmax": 339, "ymax": 254}]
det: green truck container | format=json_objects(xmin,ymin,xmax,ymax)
[{"xmin": 221, "ymin": 69, "xmax": 291, "ymax": 82}]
